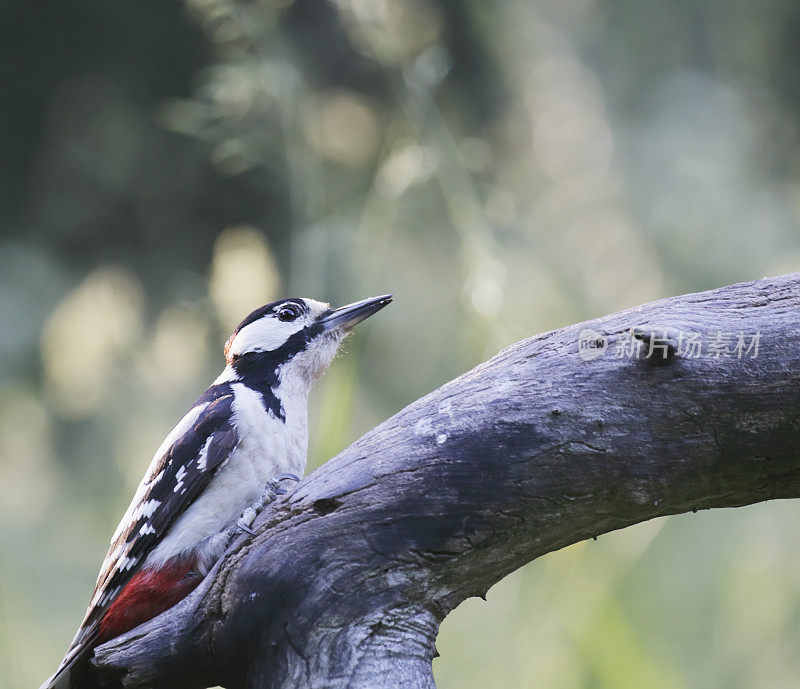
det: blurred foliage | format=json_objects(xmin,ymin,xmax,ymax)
[{"xmin": 2, "ymin": 0, "xmax": 800, "ymax": 687}]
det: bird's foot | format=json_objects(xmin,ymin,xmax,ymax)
[{"xmin": 234, "ymin": 473, "xmax": 301, "ymax": 536}]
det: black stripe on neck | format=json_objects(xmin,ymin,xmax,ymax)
[{"xmin": 230, "ymin": 322, "xmax": 324, "ymax": 422}]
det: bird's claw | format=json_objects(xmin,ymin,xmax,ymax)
[
  {"xmin": 272, "ymin": 472, "xmax": 301, "ymax": 486},
  {"xmin": 235, "ymin": 507, "xmax": 258, "ymax": 536},
  {"xmin": 236, "ymin": 520, "xmax": 257, "ymax": 536},
  {"xmin": 233, "ymin": 474, "xmax": 301, "ymax": 537},
  {"xmin": 262, "ymin": 473, "xmax": 300, "ymax": 498}
]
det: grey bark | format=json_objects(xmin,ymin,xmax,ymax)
[{"xmin": 93, "ymin": 273, "xmax": 800, "ymax": 689}]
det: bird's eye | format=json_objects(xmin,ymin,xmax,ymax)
[{"xmin": 277, "ymin": 305, "xmax": 301, "ymax": 322}]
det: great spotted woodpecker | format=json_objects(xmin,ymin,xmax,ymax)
[{"xmin": 41, "ymin": 294, "xmax": 393, "ymax": 689}]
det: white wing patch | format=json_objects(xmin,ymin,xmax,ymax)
[
  {"xmin": 82, "ymin": 403, "xmax": 211, "ymax": 615},
  {"xmin": 52, "ymin": 387, "xmax": 242, "ymax": 688},
  {"xmin": 106, "ymin": 405, "xmax": 208, "ymax": 549},
  {"xmin": 119, "ymin": 556, "xmax": 137, "ymax": 571},
  {"xmin": 174, "ymin": 464, "xmax": 187, "ymax": 492},
  {"xmin": 99, "ymin": 584, "xmax": 121, "ymax": 607},
  {"xmin": 136, "ymin": 498, "xmax": 161, "ymax": 519},
  {"xmin": 195, "ymin": 436, "xmax": 213, "ymax": 471}
]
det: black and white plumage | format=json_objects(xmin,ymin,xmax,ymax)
[{"xmin": 41, "ymin": 294, "xmax": 392, "ymax": 689}]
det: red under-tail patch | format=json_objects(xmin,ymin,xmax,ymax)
[{"xmin": 98, "ymin": 557, "xmax": 203, "ymax": 643}]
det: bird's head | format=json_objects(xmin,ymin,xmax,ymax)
[{"xmin": 223, "ymin": 294, "xmax": 392, "ymax": 388}]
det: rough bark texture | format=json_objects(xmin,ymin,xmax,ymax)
[{"xmin": 93, "ymin": 273, "xmax": 800, "ymax": 689}]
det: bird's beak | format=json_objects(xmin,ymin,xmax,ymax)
[{"xmin": 321, "ymin": 294, "xmax": 393, "ymax": 331}]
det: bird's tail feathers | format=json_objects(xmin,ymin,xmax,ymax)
[{"xmin": 39, "ymin": 629, "xmax": 99, "ymax": 689}]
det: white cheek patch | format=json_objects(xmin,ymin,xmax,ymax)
[{"xmin": 228, "ymin": 317, "xmax": 307, "ymax": 355}]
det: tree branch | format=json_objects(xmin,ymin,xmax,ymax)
[{"xmin": 93, "ymin": 273, "xmax": 800, "ymax": 689}]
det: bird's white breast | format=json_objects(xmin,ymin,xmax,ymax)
[{"xmin": 146, "ymin": 382, "xmax": 309, "ymax": 570}]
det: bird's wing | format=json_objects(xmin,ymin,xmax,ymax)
[{"xmin": 43, "ymin": 391, "xmax": 239, "ymax": 688}]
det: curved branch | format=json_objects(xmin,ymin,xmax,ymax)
[{"xmin": 93, "ymin": 273, "xmax": 800, "ymax": 689}]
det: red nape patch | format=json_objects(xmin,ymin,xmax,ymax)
[{"xmin": 98, "ymin": 557, "xmax": 203, "ymax": 642}]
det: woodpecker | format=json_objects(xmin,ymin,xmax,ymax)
[{"xmin": 41, "ymin": 293, "xmax": 392, "ymax": 689}]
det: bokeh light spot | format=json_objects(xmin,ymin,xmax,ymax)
[
  {"xmin": 41, "ymin": 267, "xmax": 144, "ymax": 418},
  {"xmin": 210, "ymin": 226, "xmax": 279, "ymax": 330}
]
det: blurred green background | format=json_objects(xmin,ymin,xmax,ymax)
[{"xmin": 2, "ymin": 1, "xmax": 800, "ymax": 687}]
